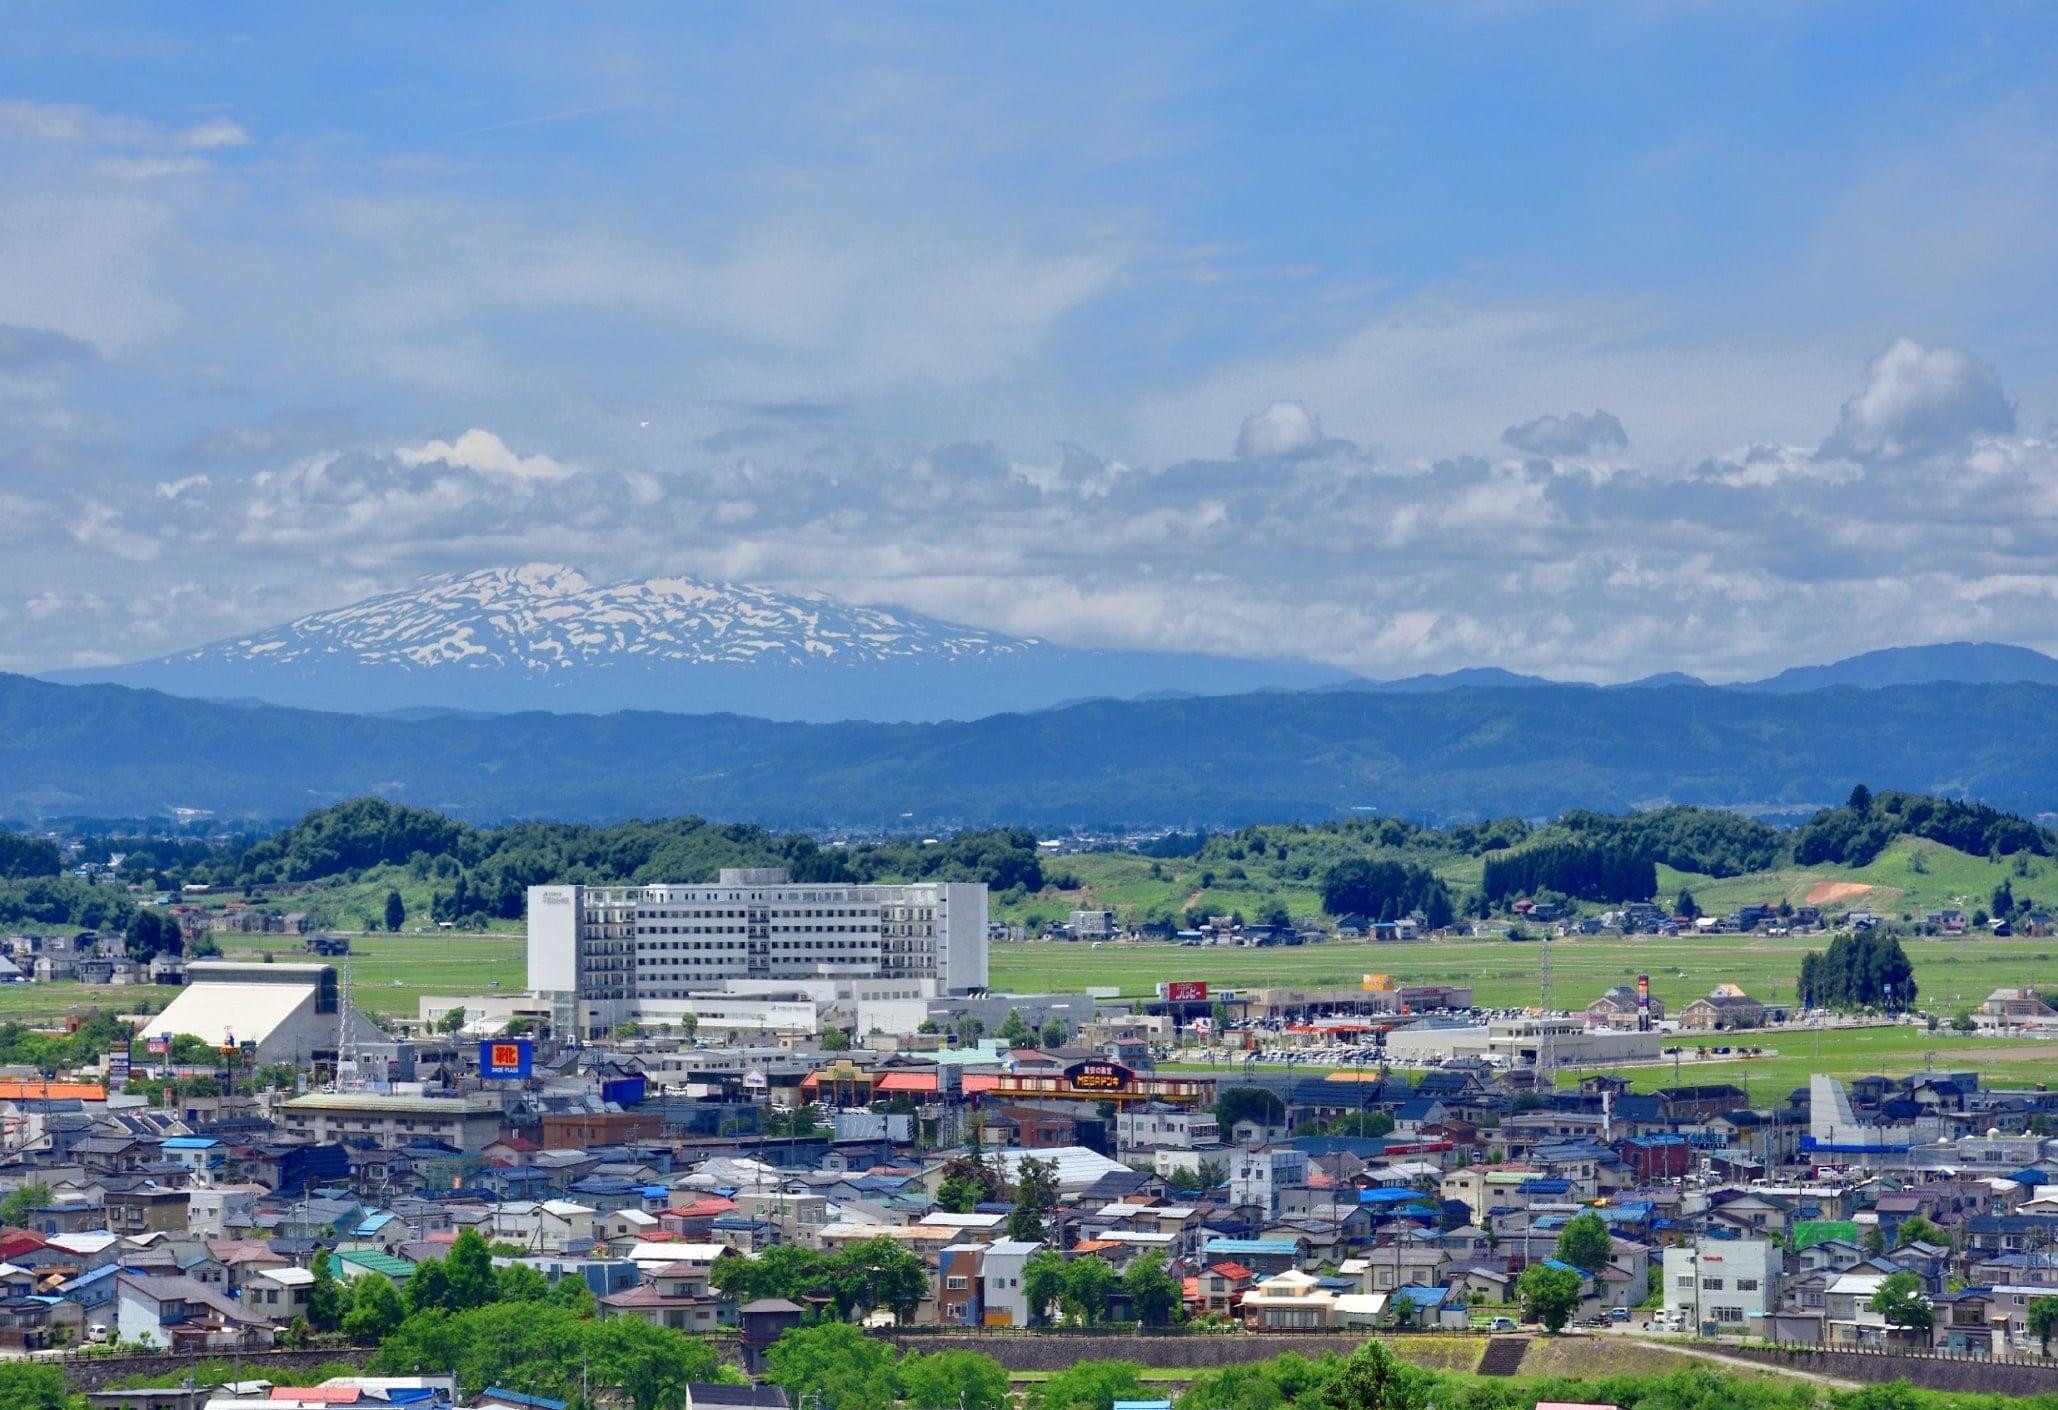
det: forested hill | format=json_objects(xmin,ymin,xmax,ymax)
[
  {"xmin": 11, "ymin": 670, "xmax": 2058, "ymax": 828},
  {"xmin": 31, "ymin": 798, "xmax": 1049, "ymax": 924},
  {"xmin": 20, "ymin": 788, "xmax": 2058, "ymax": 930}
]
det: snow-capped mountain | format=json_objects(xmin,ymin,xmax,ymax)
[
  {"xmin": 186, "ymin": 563, "xmax": 1038, "ymax": 673},
  {"xmin": 49, "ymin": 564, "xmax": 1355, "ymax": 722}
]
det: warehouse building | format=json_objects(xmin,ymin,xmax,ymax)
[{"xmin": 147, "ymin": 961, "xmax": 386, "ymax": 1069}]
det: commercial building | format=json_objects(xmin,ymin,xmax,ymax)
[
  {"xmin": 528, "ymin": 871, "xmax": 988, "ymax": 1040},
  {"xmin": 1382, "ymin": 1016, "xmax": 1660, "ymax": 1070},
  {"xmin": 1679, "ymin": 989, "xmax": 1767, "ymax": 1031},
  {"xmin": 1664, "ymin": 1237, "xmax": 1783, "ymax": 1333},
  {"xmin": 147, "ymin": 961, "xmax": 389, "ymax": 1070}
]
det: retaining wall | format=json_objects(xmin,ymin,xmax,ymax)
[
  {"xmin": 881, "ymin": 1330, "xmax": 1380, "ymax": 1372},
  {"xmin": 1710, "ymin": 1344, "xmax": 2058, "ymax": 1395},
  {"xmin": 57, "ymin": 1347, "xmax": 378, "ymax": 1392}
]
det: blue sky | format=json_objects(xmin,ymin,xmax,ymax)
[{"xmin": 2, "ymin": 4, "xmax": 2056, "ymax": 682}]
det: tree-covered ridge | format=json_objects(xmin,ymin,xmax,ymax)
[
  {"xmin": 0, "ymin": 831, "xmax": 61, "ymax": 879},
  {"xmin": 1557, "ymin": 806, "xmax": 1786, "ymax": 878},
  {"xmin": 63, "ymin": 797, "xmax": 1047, "ymax": 925},
  {"xmin": 1794, "ymin": 786, "xmax": 2058, "ymax": 868},
  {"xmin": 1481, "ymin": 840, "xmax": 1658, "ymax": 906}
]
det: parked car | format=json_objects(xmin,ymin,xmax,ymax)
[
  {"xmin": 1609, "ymin": 1307, "xmax": 1631, "ymax": 1322},
  {"xmin": 1488, "ymin": 1316, "xmax": 1518, "ymax": 1332}
]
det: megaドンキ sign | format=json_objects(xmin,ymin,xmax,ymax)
[{"xmin": 1064, "ymin": 1060, "xmax": 1135, "ymax": 1093}]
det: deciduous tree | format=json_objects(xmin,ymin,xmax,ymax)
[
  {"xmin": 1322, "ymin": 1338, "xmax": 1431, "ymax": 1410},
  {"xmin": 1123, "ymin": 1249, "xmax": 1184, "ymax": 1327},
  {"xmin": 1869, "ymin": 1271, "xmax": 1933, "ymax": 1336},
  {"xmin": 899, "ymin": 1349, "xmax": 1008, "ymax": 1410},
  {"xmin": 1029, "ymin": 1360, "xmax": 1149, "ymax": 1410},
  {"xmin": 1554, "ymin": 1211, "xmax": 1614, "ymax": 1276},
  {"xmin": 1516, "ymin": 1263, "xmax": 1583, "ymax": 1333},
  {"xmin": 763, "ymin": 1321, "xmax": 899, "ymax": 1410}
]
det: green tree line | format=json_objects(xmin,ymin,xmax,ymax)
[
  {"xmin": 1481, "ymin": 839, "xmax": 1657, "ymax": 904},
  {"xmin": 1800, "ymin": 931, "xmax": 1918, "ymax": 1010}
]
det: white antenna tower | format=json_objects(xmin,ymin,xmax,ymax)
[
  {"xmin": 336, "ymin": 950, "xmax": 366, "ymax": 1091},
  {"xmin": 1537, "ymin": 933, "xmax": 1554, "ymax": 1087}
]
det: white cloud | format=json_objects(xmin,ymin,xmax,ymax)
[
  {"xmin": 178, "ymin": 118, "xmax": 252, "ymax": 151},
  {"xmin": 1820, "ymin": 337, "xmax": 2016, "ymax": 463},
  {"xmin": 1235, "ymin": 400, "xmax": 1322, "ymax": 459},
  {"xmin": 397, "ymin": 428, "xmax": 577, "ymax": 481}
]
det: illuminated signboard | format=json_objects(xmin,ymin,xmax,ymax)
[
  {"xmin": 1064, "ymin": 1061, "xmax": 1134, "ymax": 1093},
  {"xmin": 479, "ymin": 1038, "xmax": 534, "ymax": 1080},
  {"xmin": 1166, "ymin": 981, "xmax": 1209, "ymax": 1003}
]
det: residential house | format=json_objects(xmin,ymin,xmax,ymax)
[
  {"xmin": 1240, "ymin": 1270, "xmax": 1336, "ymax": 1330},
  {"xmin": 114, "ymin": 1272, "xmax": 273, "ymax": 1351}
]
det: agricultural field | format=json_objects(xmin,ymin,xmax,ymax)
[
  {"xmin": 989, "ymin": 929, "xmax": 2058, "ymax": 1015},
  {"xmin": 205, "ymin": 931, "xmax": 528, "ymax": 1024},
  {"xmin": 0, "ymin": 931, "xmax": 525, "ymax": 1030},
  {"xmin": 1002, "ymin": 928, "xmax": 2058, "ymax": 1093}
]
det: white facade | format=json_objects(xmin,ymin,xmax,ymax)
[
  {"xmin": 528, "ymin": 870, "xmax": 988, "ymax": 1039},
  {"xmin": 150, "ymin": 961, "xmax": 384, "ymax": 1069},
  {"xmin": 1230, "ymin": 1147, "xmax": 1309, "ymax": 1214},
  {"xmin": 1664, "ymin": 1238, "xmax": 1783, "ymax": 1332},
  {"xmin": 978, "ymin": 1238, "xmax": 1042, "ymax": 1327},
  {"xmin": 1116, "ymin": 1106, "xmax": 1222, "ymax": 1156}
]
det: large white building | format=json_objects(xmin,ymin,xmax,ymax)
[
  {"xmin": 150, "ymin": 961, "xmax": 386, "ymax": 1069},
  {"xmin": 1664, "ymin": 1237, "xmax": 1783, "ymax": 1334},
  {"xmin": 528, "ymin": 869, "xmax": 988, "ymax": 1039}
]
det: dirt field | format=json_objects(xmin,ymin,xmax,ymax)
[{"xmin": 1805, "ymin": 881, "xmax": 1874, "ymax": 904}]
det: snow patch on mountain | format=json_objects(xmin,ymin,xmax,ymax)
[{"xmin": 177, "ymin": 564, "xmax": 1040, "ymax": 676}]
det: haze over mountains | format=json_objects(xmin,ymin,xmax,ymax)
[
  {"xmin": 8, "ymin": 670, "xmax": 2058, "ymax": 830},
  {"xmin": 44, "ymin": 565, "xmax": 2058, "ymax": 722}
]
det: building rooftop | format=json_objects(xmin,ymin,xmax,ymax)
[{"xmin": 285, "ymin": 1093, "xmax": 505, "ymax": 1114}]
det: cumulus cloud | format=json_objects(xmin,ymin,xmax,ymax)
[
  {"xmin": 1502, "ymin": 408, "xmax": 1628, "ymax": 458},
  {"xmin": 1821, "ymin": 338, "xmax": 2015, "ymax": 463},
  {"xmin": 10, "ymin": 367, "xmax": 2058, "ymax": 688},
  {"xmin": 396, "ymin": 428, "xmax": 577, "ymax": 481},
  {"xmin": 1235, "ymin": 400, "xmax": 1323, "ymax": 459}
]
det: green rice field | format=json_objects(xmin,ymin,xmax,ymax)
[
  {"xmin": 988, "ymin": 930, "xmax": 2058, "ymax": 1015},
  {"xmin": 0, "ymin": 931, "xmax": 526, "ymax": 1029}
]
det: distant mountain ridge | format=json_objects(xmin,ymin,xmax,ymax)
[
  {"xmin": 38, "ymin": 561, "xmax": 2058, "ymax": 720},
  {"xmin": 45, "ymin": 564, "xmax": 1354, "ymax": 722},
  {"xmin": 8, "ymin": 671, "xmax": 2058, "ymax": 828},
  {"xmin": 1736, "ymin": 642, "xmax": 2058, "ymax": 693}
]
